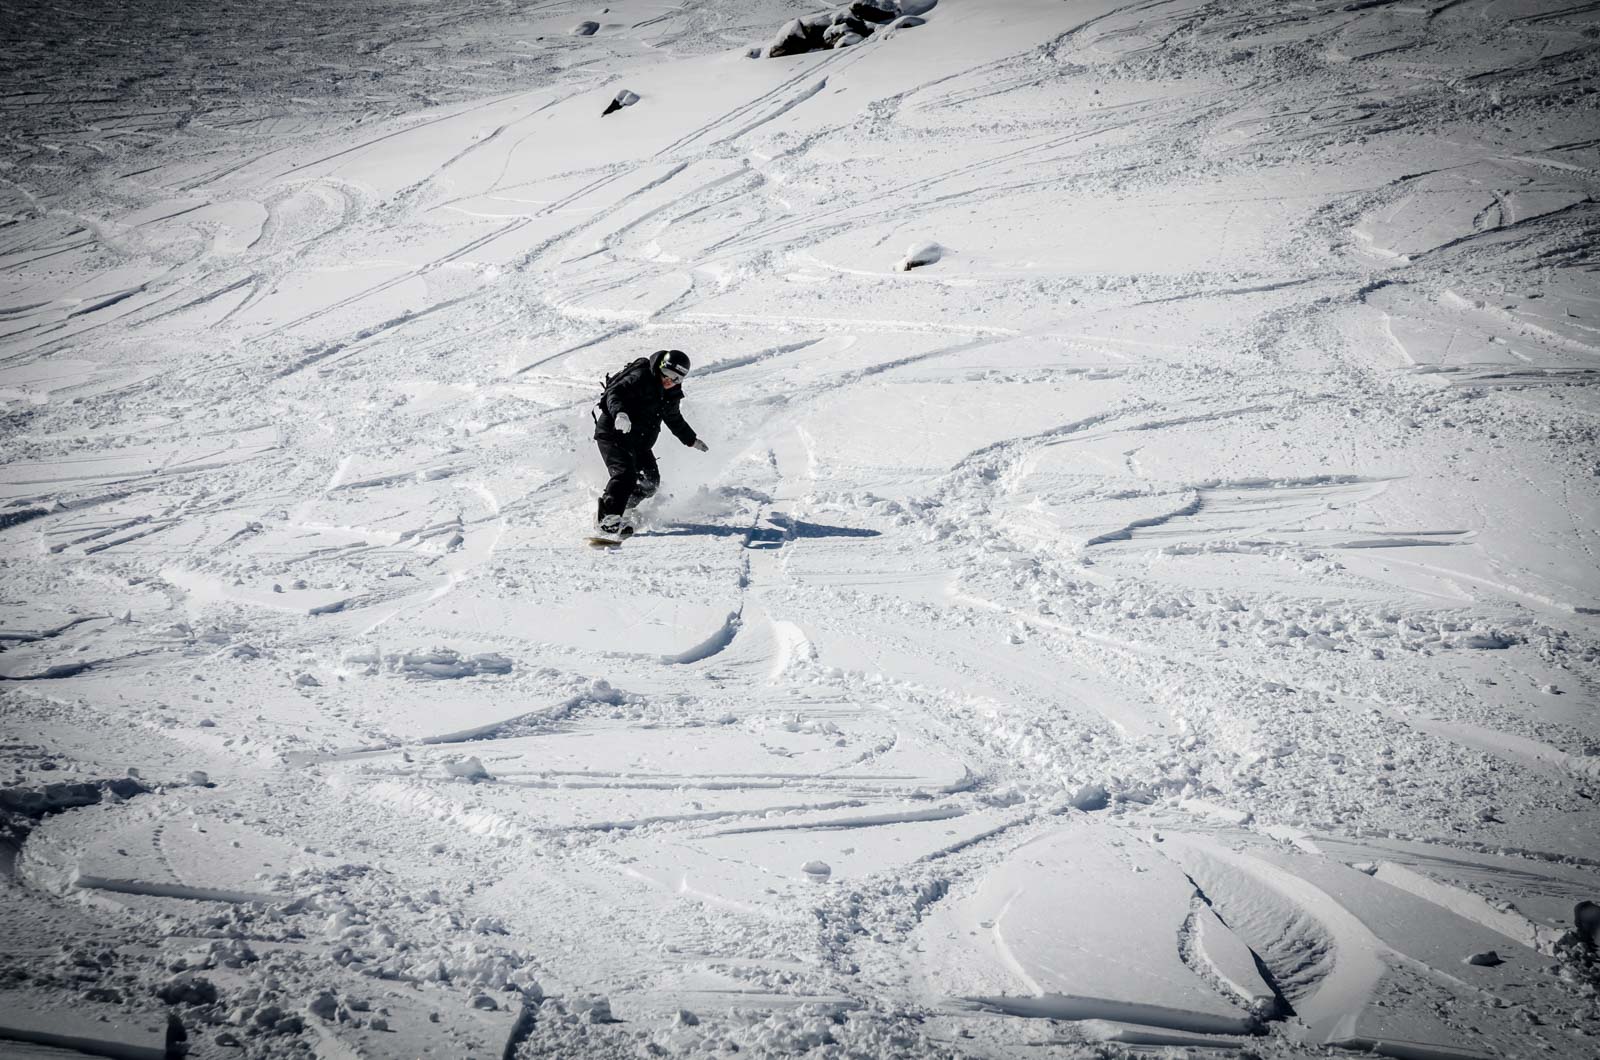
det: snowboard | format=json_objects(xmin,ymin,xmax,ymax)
[
  {"xmin": 586, "ymin": 524, "xmax": 635, "ymax": 549},
  {"xmin": 586, "ymin": 493, "xmax": 664, "ymax": 547}
]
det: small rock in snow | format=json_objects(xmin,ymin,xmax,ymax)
[
  {"xmin": 470, "ymin": 994, "xmax": 498, "ymax": 1010},
  {"xmin": 675, "ymin": 1008, "xmax": 700, "ymax": 1026},
  {"xmin": 186, "ymin": 770, "xmax": 211, "ymax": 786},
  {"xmin": 1465, "ymin": 950, "xmax": 1504, "ymax": 967},
  {"xmin": 369, "ymin": 1017, "xmax": 390, "ymax": 1032},
  {"xmin": 294, "ymin": 673, "xmax": 320, "ymax": 687},
  {"xmin": 571, "ymin": 21, "xmax": 599, "ymax": 35}
]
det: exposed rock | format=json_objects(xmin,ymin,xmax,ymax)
[
  {"xmin": 767, "ymin": 18, "xmax": 818, "ymax": 58},
  {"xmin": 571, "ymin": 21, "xmax": 599, "ymax": 36},
  {"xmin": 851, "ymin": 1, "xmax": 901, "ymax": 22}
]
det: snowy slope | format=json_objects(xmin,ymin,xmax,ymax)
[{"xmin": 2, "ymin": 0, "xmax": 1598, "ymax": 1057}]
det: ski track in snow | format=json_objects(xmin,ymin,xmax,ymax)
[{"xmin": 2, "ymin": 0, "xmax": 1599, "ymax": 1057}]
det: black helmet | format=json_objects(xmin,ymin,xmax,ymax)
[{"xmin": 651, "ymin": 349, "xmax": 691, "ymax": 381}]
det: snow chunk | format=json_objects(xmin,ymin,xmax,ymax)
[
  {"xmin": 571, "ymin": 995, "xmax": 613, "ymax": 1023},
  {"xmin": 442, "ymin": 756, "xmax": 491, "ymax": 782},
  {"xmin": 1069, "ymin": 782, "xmax": 1109, "ymax": 811},
  {"xmin": 391, "ymin": 648, "xmax": 513, "ymax": 680},
  {"xmin": 602, "ymin": 88, "xmax": 640, "ymax": 116},
  {"xmin": 895, "ymin": 241, "xmax": 943, "ymax": 271}
]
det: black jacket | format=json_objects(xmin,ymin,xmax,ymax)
[{"xmin": 593, "ymin": 357, "xmax": 696, "ymax": 449}]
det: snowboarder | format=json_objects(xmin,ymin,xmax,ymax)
[{"xmin": 592, "ymin": 349, "xmax": 707, "ymax": 538}]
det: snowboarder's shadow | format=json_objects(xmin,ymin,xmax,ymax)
[{"xmin": 648, "ymin": 512, "xmax": 881, "ymax": 549}]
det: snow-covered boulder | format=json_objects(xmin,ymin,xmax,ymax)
[
  {"xmin": 824, "ymin": 22, "xmax": 866, "ymax": 48},
  {"xmin": 767, "ymin": 18, "xmax": 818, "ymax": 58},
  {"xmin": 766, "ymin": 3, "xmax": 923, "ymax": 57}
]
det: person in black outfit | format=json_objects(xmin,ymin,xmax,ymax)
[{"xmin": 593, "ymin": 349, "xmax": 707, "ymax": 535}]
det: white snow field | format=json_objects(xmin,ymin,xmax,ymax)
[{"xmin": 2, "ymin": 0, "xmax": 1598, "ymax": 1056}]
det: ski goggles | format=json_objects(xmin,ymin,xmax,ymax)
[{"xmin": 659, "ymin": 352, "xmax": 689, "ymax": 382}]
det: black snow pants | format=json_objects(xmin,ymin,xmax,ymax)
[{"xmin": 596, "ymin": 435, "xmax": 660, "ymax": 519}]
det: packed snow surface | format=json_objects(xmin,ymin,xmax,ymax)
[{"xmin": 2, "ymin": 0, "xmax": 1599, "ymax": 1057}]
